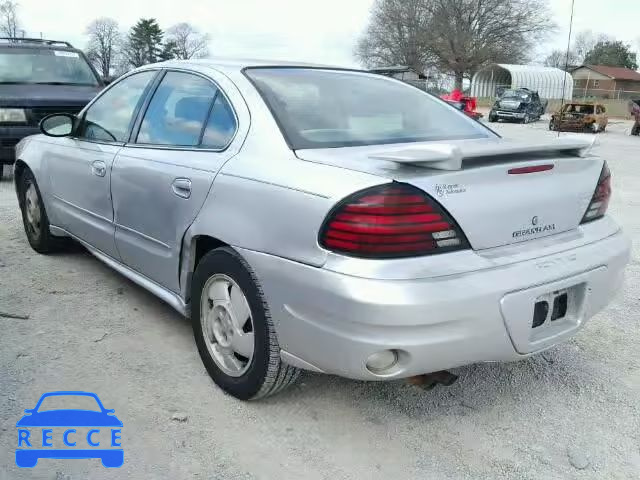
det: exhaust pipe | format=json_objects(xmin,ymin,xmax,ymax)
[{"xmin": 406, "ymin": 371, "xmax": 458, "ymax": 390}]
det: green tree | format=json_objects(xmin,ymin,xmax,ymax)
[
  {"xmin": 584, "ymin": 41, "xmax": 638, "ymax": 70},
  {"xmin": 160, "ymin": 39, "xmax": 178, "ymax": 61},
  {"xmin": 125, "ymin": 18, "xmax": 164, "ymax": 67}
]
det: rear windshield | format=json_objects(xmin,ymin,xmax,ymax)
[
  {"xmin": 245, "ymin": 68, "xmax": 492, "ymax": 149},
  {"xmin": 0, "ymin": 48, "xmax": 99, "ymax": 86}
]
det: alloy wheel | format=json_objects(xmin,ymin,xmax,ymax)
[{"xmin": 200, "ymin": 274, "xmax": 255, "ymax": 377}]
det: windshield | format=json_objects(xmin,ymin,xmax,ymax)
[
  {"xmin": 245, "ymin": 68, "xmax": 492, "ymax": 149},
  {"xmin": 0, "ymin": 48, "xmax": 99, "ymax": 86},
  {"xmin": 501, "ymin": 89, "xmax": 529, "ymax": 101},
  {"xmin": 563, "ymin": 104, "xmax": 594, "ymax": 114}
]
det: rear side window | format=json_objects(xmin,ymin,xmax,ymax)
[
  {"xmin": 201, "ymin": 94, "xmax": 236, "ymax": 149},
  {"xmin": 137, "ymin": 71, "xmax": 217, "ymax": 146},
  {"xmin": 245, "ymin": 68, "xmax": 491, "ymax": 149}
]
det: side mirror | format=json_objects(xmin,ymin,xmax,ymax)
[{"xmin": 40, "ymin": 113, "xmax": 75, "ymax": 137}]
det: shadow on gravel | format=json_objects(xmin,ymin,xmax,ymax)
[{"xmin": 257, "ymin": 341, "xmax": 613, "ymax": 421}]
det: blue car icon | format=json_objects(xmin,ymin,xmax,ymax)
[{"xmin": 16, "ymin": 391, "xmax": 123, "ymax": 468}]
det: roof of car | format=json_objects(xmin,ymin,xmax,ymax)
[
  {"xmin": 156, "ymin": 57, "xmax": 346, "ymax": 71},
  {"xmin": 0, "ymin": 38, "xmax": 77, "ymax": 50}
]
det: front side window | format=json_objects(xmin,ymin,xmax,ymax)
[
  {"xmin": 137, "ymin": 72, "xmax": 217, "ymax": 147},
  {"xmin": 245, "ymin": 68, "xmax": 492, "ymax": 149},
  {"xmin": 79, "ymin": 71, "xmax": 157, "ymax": 143},
  {"xmin": 0, "ymin": 48, "xmax": 99, "ymax": 86}
]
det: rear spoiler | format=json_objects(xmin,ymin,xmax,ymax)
[{"xmin": 368, "ymin": 137, "xmax": 596, "ymax": 171}]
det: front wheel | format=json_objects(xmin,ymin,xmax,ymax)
[
  {"xmin": 191, "ymin": 247, "xmax": 300, "ymax": 400},
  {"xmin": 488, "ymin": 112, "xmax": 497, "ymax": 122},
  {"xmin": 549, "ymin": 119, "xmax": 556, "ymax": 131},
  {"xmin": 18, "ymin": 169, "xmax": 67, "ymax": 253}
]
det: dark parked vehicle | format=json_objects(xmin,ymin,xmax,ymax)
[
  {"xmin": 0, "ymin": 38, "xmax": 104, "ymax": 180},
  {"xmin": 488, "ymin": 88, "xmax": 547, "ymax": 124}
]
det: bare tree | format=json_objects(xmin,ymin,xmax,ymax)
[
  {"xmin": 354, "ymin": 0, "xmax": 433, "ymax": 75},
  {"xmin": 425, "ymin": 0, "xmax": 555, "ymax": 89},
  {"xmin": 166, "ymin": 23, "xmax": 210, "ymax": 60},
  {"xmin": 356, "ymin": 0, "xmax": 554, "ymax": 90},
  {"xmin": 0, "ymin": 0, "xmax": 19, "ymax": 37},
  {"xmin": 573, "ymin": 30, "xmax": 611, "ymax": 63},
  {"xmin": 86, "ymin": 18, "xmax": 122, "ymax": 77},
  {"xmin": 543, "ymin": 49, "xmax": 579, "ymax": 69}
]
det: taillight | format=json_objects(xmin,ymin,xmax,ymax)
[
  {"xmin": 319, "ymin": 183, "xmax": 468, "ymax": 258},
  {"xmin": 581, "ymin": 162, "xmax": 611, "ymax": 223}
]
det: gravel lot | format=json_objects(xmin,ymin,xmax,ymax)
[{"xmin": 1, "ymin": 120, "xmax": 638, "ymax": 480}]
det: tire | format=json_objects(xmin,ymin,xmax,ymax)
[
  {"xmin": 549, "ymin": 119, "xmax": 555, "ymax": 131},
  {"xmin": 18, "ymin": 169, "xmax": 67, "ymax": 253},
  {"xmin": 191, "ymin": 247, "xmax": 300, "ymax": 400},
  {"xmin": 522, "ymin": 114, "xmax": 530, "ymax": 124},
  {"xmin": 0, "ymin": 164, "xmax": 4, "ymax": 181},
  {"xmin": 488, "ymin": 112, "xmax": 497, "ymax": 123}
]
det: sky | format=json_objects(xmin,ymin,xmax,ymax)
[{"xmin": 12, "ymin": 0, "xmax": 640, "ymax": 69}]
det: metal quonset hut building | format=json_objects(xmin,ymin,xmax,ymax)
[{"xmin": 471, "ymin": 64, "xmax": 573, "ymax": 100}]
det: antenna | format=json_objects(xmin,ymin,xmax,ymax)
[{"xmin": 558, "ymin": 0, "xmax": 576, "ymax": 137}]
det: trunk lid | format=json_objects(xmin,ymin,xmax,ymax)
[{"xmin": 296, "ymin": 137, "xmax": 603, "ymax": 250}]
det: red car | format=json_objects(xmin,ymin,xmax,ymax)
[{"xmin": 441, "ymin": 89, "xmax": 483, "ymax": 120}]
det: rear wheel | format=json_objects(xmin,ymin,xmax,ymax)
[
  {"xmin": 18, "ymin": 169, "xmax": 67, "ymax": 253},
  {"xmin": 191, "ymin": 247, "xmax": 300, "ymax": 400}
]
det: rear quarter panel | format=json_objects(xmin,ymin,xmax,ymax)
[{"xmin": 181, "ymin": 66, "xmax": 388, "ymax": 283}]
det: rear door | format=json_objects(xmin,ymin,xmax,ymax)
[
  {"xmin": 111, "ymin": 70, "xmax": 240, "ymax": 292},
  {"xmin": 47, "ymin": 70, "xmax": 158, "ymax": 257}
]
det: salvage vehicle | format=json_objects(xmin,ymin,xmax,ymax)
[
  {"xmin": 488, "ymin": 88, "xmax": 547, "ymax": 123},
  {"xmin": 0, "ymin": 38, "xmax": 104, "ymax": 181},
  {"xmin": 549, "ymin": 102, "xmax": 608, "ymax": 133},
  {"xmin": 14, "ymin": 60, "xmax": 630, "ymax": 400}
]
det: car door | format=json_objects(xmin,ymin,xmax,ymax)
[
  {"xmin": 47, "ymin": 70, "xmax": 159, "ymax": 258},
  {"xmin": 111, "ymin": 70, "xmax": 240, "ymax": 292}
]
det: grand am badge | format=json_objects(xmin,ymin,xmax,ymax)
[
  {"xmin": 512, "ymin": 216, "xmax": 555, "ymax": 238},
  {"xmin": 434, "ymin": 183, "xmax": 466, "ymax": 197}
]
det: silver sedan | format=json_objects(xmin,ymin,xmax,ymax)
[{"xmin": 14, "ymin": 59, "xmax": 629, "ymax": 400}]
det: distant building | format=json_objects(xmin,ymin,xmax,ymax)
[
  {"xmin": 470, "ymin": 64, "xmax": 573, "ymax": 100},
  {"xmin": 571, "ymin": 65, "xmax": 640, "ymax": 99}
]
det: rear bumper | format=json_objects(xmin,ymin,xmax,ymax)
[
  {"xmin": 239, "ymin": 228, "xmax": 630, "ymax": 381},
  {"xmin": 0, "ymin": 126, "xmax": 39, "ymax": 164}
]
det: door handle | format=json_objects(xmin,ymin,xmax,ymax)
[
  {"xmin": 171, "ymin": 178, "xmax": 192, "ymax": 199},
  {"xmin": 91, "ymin": 160, "xmax": 107, "ymax": 177}
]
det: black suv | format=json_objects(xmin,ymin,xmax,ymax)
[
  {"xmin": 488, "ymin": 88, "xmax": 547, "ymax": 124},
  {"xmin": 0, "ymin": 38, "xmax": 104, "ymax": 179}
]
